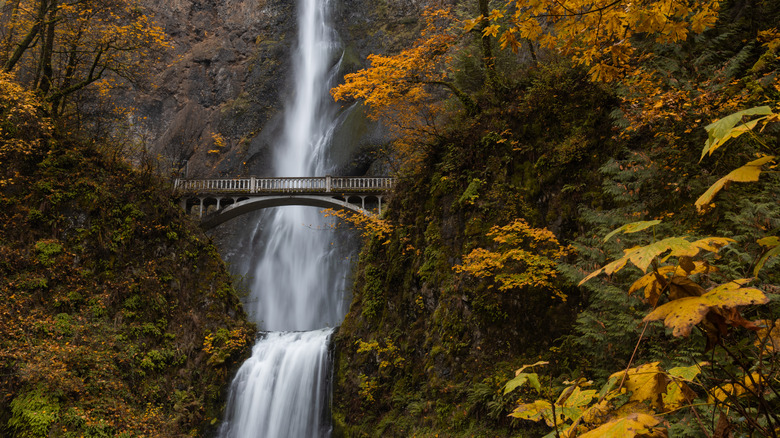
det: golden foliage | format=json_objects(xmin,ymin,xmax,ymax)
[
  {"xmin": 579, "ymin": 233, "xmax": 734, "ymax": 284},
  {"xmin": 1, "ymin": 0, "xmax": 171, "ymax": 118},
  {"xmin": 322, "ymin": 208, "xmax": 395, "ymax": 245},
  {"xmin": 0, "ymin": 72, "xmax": 52, "ymax": 186},
  {"xmin": 331, "ymin": 8, "xmax": 461, "ymax": 171},
  {"xmin": 695, "ymin": 155, "xmax": 776, "ymax": 213},
  {"xmin": 510, "ymin": 362, "xmax": 707, "ymax": 436},
  {"xmin": 455, "ymin": 219, "xmax": 571, "ymax": 300},
  {"xmin": 470, "ymin": 0, "xmax": 719, "ymax": 82},
  {"xmin": 578, "ymin": 413, "xmax": 665, "ymax": 438}
]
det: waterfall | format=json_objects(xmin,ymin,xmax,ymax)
[{"xmin": 218, "ymin": 0, "xmax": 348, "ymax": 436}]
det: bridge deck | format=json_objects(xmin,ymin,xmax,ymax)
[{"xmin": 174, "ymin": 176, "xmax": 393, "ymax": 195}]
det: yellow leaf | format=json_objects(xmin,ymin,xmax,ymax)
[
  {"xmin": 581, "ymin": 237, "xmax": 731, "ymax": 286},
  {"xmin": 510, "ymin": 399, "xmax": 553, "ymax": 424},
  {"xmin": 754, "ymin": 319, "xmax": 780, "ymax": 354},
  {"xmin": 482, "ymin": 24, "xmax": 500, "ymax": 38},
  {"xmin": 644, "ymin": 280, "xmax": 768, "ymax": 337},
  {"xmin": 579, "ymin": 413, "xmax": 665, "ymax": 438},
  {"xmin": 695, "ymin": 156, "xmax": 776, "ymax": 213},
  {"xmin": 708, "ymin": 372, "xmax": 763, "ymax": 403},
  {"xmin": 610, "ymin": 362, "xmax": 669, "ymax": 409},
  {"xmin": 580, "ymin": 399, "xmax": 612, "ymax": 427},
  {"xmin": 463, "ymin": 17, "xmax": 482, "ymax": 33},
  {"xmin": 663, "ymin": 363, "xmax": 706, "ymax": 410},
  {"xmin": 754, "ymin": 236, "xmax": 780, "ymax": 276},
  {"xmin": 701, "ymin": 106, "xmax": 773, "ymax": 159},
  {"xmin": 603, "ymin": 220, "xmax": 662, "ymax": 242}
]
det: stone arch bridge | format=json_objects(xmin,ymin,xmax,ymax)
[{"xmin": 174, "ymin": 176, "xmax": 394, "ymax": 230}]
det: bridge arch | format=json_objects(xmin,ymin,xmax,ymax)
[
  {"xmin": 174, "ymin": 176, "xmax": 393, "ymax": 230},
  {"xmin": 198, "ymin": 195, "xmax": 375, "ymax": 230}
]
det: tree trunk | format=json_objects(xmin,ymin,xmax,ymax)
[
  {"xmin": 0, "ymin": 0, "xmax": 24, "ymax": 65},
  {"xmin": 478, "ymin": 0, "xmax": 498, "ymax": 89},
  {"xmin": 37, "ymin": 0, "xmax": 57, "ymax": 95},
  {"xmin": 51, "ymin": 31, "xmax": 81, "ymax": 118},
  {"xmin": 425, "ymin": 80, "xmax": 481, "ymax": 117},
  {"xmin": 3, "ymin": 0, "xmax": 49, "ymax": 73}
]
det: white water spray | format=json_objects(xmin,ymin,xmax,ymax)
[{"xmin": 218, "ymin": 0, "xmax": 348, "ymax": 436}]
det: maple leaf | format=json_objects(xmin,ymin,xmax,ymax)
[
  {"xmin": 580, "ymin": 237, "xmax": 734, "ymax": 285},
  {"xmin": 663, "ymin": 363, "xmax": 706, "ymax": 410},
  {"xmin": 482, "ymin": 24, "xmax": 500, "ymax": 38},
  {"xmin": 695, "ymin": 155, "xmax": 776, "ymax": 213},
  {"xmin": 603, "ymin": 220, "xmax": 661, "ymax": 243},
  {"xmin": 643, "ymin": 280, "xmax": 768, "ymax": 337},
  {"xmin": 708, "ymin": 372, "xmax": 764, "ymax": 404},
  {"xmin": 578, "ymin": 413, "xmax": 666, "ymax": 438},
  {"xmin": 754, "ymin": 319, "xmax": 780, "ymax": 355},
  {"xmin": 610, "ymin": 362, "xmax": 669, "ymax": 410},
  {"xmin": 700, "ymin": 106, "xmax": 774, "ymax": 160}
]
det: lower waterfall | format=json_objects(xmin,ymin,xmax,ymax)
[{"xmin": 217, "ymin": 330, "xmax": 334, "ymax": 438}]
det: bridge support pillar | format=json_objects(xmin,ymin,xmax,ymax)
[
  {"xmin": 199, "ymin": 198, "xmax": 204, "ymax": 218},
  {"xmin": 378, "ymin": 196, "xmax": 383, "ymax": 215},
  {"xmin": 360, "ymin": 196, "xmax": 365, "ymax": 210}
]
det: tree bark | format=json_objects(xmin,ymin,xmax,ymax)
[
  {"xmin": 424, "ymin": 80, "xmax": 481, "ymax": 117},
  {"xmin": 478, "ymin": 0, "xmax": 499, "ymax": 89},
  {"xmin": 36, "ymin": 0, "xmax": 57, "ymax": 95},
  {"xmin": 3, "ymin": 0, "xmax": 49, "ymax": 73}
]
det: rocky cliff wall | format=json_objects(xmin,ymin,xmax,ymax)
[{"xmin": 130, "ymin": 0, "xmax": 448, "ymax": 179}]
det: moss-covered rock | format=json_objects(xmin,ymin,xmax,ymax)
[
  {"xmin": 0, "ymin": 132, "xmax": 254, "ymax": 436},
  {"xmin": 332, "ymin": 63, "xmax": 618, "ymax": 437}
]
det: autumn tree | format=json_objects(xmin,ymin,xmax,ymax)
[
  {"xmin": 0, "ymin": 71, "xmax": 52, "ymax": 186},
  {"xmin": 0, "ymin": 0, "xmax": 169, "ymax": 119},
  {"xmin": 471, "ymin": 0, "xmax": 720, "ymax": 82},
  {"xmin": 455, "ymin": 219, "xmax": 571, "ymax": 301}
]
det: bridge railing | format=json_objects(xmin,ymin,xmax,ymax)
[{"xmin": 174, "ymin": 176, "xmax": 394, "ymax": 194}]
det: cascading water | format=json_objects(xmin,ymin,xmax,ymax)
[{"xmin": 218, "ymin": 0, "xmax": 349, "ymax": 436}]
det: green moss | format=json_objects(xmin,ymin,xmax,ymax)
[
  {"xmin": 8, "ymin": 389, "xmax": 60, "ymax": 438},
  {"xmin": 34, "ymin": 240, "xmax": 62, "ymax": 266},
  {"xmin": 1, "ymin": 141, "xmax": 255, "ymax": 436},
  {"xmin": 457, "ymin": 178, "xmax": 482, "ymax": 207},
  {"xmin": 360, "ymin": 266, "xmax": 385, "ymax": 320}
]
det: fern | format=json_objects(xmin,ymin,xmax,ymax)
[{"xmin": 723, "ymin": 41, "xmax": 757, "ymax": 79}]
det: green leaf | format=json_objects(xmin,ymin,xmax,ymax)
[
  {"xmin": 644, "ymin": 280, "xmax": 768, "ymax": 337},
  {"xmin": 504, "ymin": 373, "xmax": 540, "ymax": 395},
  {"xmin": 695, "ymin": 156, "xmax": 776, "ymax": 213},
  {"xmin": 663, "ymin": 363, "xmax": 706, "ymax": 410},
  {"xmin": 667, "ymin": 362, "xmax": 706, "ymax": 381},
  {"xmin": 701, "ymin": 106, "xmax": 772, "ymax": 160},
  {"xmin": 754, "ymin": 236, "xmax": 780, "ymax": 277},
  {"xmin": 603, "ymin": 220, "xmax": 662, "ymax": 243},
  {"xmin": 598, "ymin": 376, "xmax": 619, "ymax": 399},
  {"xmin": 510, "ymin": 399, "xmax": 553, "ymax": 423},
  {"xmin": 504, "ymin": 361, "xmax": 548, "ymax": 394}
]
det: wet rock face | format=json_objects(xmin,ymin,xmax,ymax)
[
  {"xmin": 132, "ymin": 0, "xmax": 444, "ymax": 178},
  {"xmin": 132, "ymin": 0, "xmax": 295, "ymax": 177}
]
